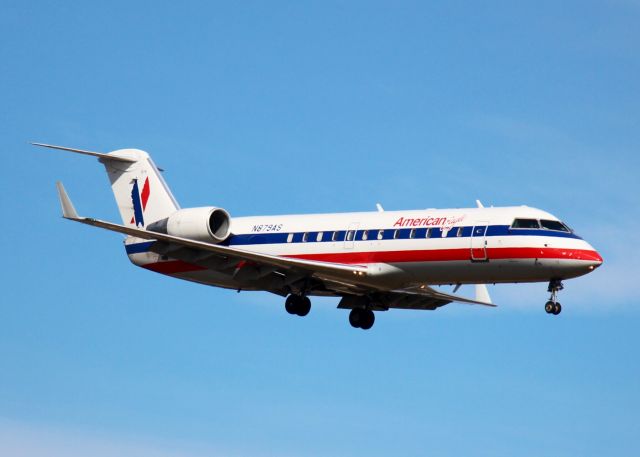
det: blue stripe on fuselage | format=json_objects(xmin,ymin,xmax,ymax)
[
  {"xmin": 125, "ymin": 241, "xmax": 156, "ymax": 254},
  {"xmin": 123, "ymin": 224, "xmax": 582, "ymax": 254},
  {"xmin": 224, "ymin": 225, "xmax": 581, "ymax": 246}
]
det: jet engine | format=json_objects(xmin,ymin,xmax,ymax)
[{"xmin": 147, "ymin": 207, "xmax": 231, "ymax": 243}]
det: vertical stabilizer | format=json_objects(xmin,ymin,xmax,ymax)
[{"xmin": 99, "ymin": 149, "xmax": 179, "ymax": 228}]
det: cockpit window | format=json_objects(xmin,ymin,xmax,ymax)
[
  {"xmin": 511, "ymin": 218, "xmax": 540, "ymax": 229},
  {"xmin": 540, "ymin": 219, "xmax": 570, "ymax": 232}
]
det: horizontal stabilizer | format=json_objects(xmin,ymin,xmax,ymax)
[{"xmin": 32, "ymin": 142, "xmax": 137, "ymax": 163}]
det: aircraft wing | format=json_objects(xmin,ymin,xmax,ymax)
[
  {"xmin": 56, "ymin": 182, "xmax": 494, "ymax": 310},
  {"xmin": 383, "ymin": 285, "xmax": 494, "ymax": 310},
  {"xmin": 56, "ymin": 182, "xmax": 369, "ymax": 279}
]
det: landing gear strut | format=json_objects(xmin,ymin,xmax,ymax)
[
  {"xmin": 545, "ymin": 279, "xmax": 563, "ymax": 315},
  {"xmin": 349, "ymin": 308, "xmax": 375, "ymax": 330},
  {"xmin": 285, "ymin": 294, "xmax": 311, "ymax": 317}
]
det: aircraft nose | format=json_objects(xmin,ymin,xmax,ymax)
[{"xmin": 582, "ymin": 244, "xmax": 603, "ymax": 270}]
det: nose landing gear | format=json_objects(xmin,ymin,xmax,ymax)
[{"xmin": 545, "ymin": 279, "xmax": 563, "ymax": 315}]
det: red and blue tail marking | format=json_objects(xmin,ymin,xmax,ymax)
[{"xmin": 130, "ymin": 177, "xmax": 150, "ymax": 227}]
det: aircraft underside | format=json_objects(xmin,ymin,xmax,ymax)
[{"xmin": 139, "ymin": 256, "xmax": 597, "ymax": 290}]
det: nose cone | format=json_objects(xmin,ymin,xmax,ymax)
[{"xmin": 581, "ymin": 242, "xmax": 603, "ymax": 270}]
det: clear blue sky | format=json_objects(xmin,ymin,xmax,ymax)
[{"xmin": 1, "ymin": 1, "xmax": 639, "ymax": 456}]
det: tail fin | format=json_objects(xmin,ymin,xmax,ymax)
[
  {"xmin": 101, "ymin": 148, "xmax": 179, "ymax": 227},
  {"xmin": 34, "ymin": 143, "xmax": 179, "ymax": 227}
]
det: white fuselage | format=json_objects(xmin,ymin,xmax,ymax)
[{"xmin": 126, "ymin": 205, "xmax": 602, "ymax": 293}]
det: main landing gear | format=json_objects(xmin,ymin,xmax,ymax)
[
  {"xmin": 285, "ymin": 294, "xmax": 311, "ymax": 317},
  {"xmin": 284, "ymin": 294, "xmax": 377, "ymax": 330},
  {"xmin": 545, "ymin": 279, "xmax": 563, "ymax": 316},
  {"xmin": 349, "ymin": 308, "xmax": 375, "ymax": 330}
]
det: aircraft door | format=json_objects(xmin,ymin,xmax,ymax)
[
  {"xmin": 471, "ymin": 221, "xmax": 489, "ymax": 261},
  {"xmin": 344, "ymin": 222, "xmax": 359, "ymax": 249}
]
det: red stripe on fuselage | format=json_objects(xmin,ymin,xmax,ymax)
[
  {"xmin": 139, "ymin": 247, "xmax": 602, "ymax": 275},
  {"xmin": 285, "ymin": 247, "xmax": 603, "ymax": 264}
]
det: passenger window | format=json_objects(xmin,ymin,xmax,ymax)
[
  {"xmin": 332, "ymin": 231, "xmax": 339, "ymax": 242},
  {"xmin": 317, "ymin": 232, "xmax": 323, "ymax": 242},
  {"xmin": 511, "ymin": 218, "xmax": 541, "ymax": 229},
  {"xmin": 302, "ymin": 232, "xmax": 309, "ymax": 242},
  {"xmin": 287, "ymin": 233, "xmax": 294, "ymax": 243},
  {"xmin": 409, "ymin": 228, "xmax": 416, "ymax": 239},
  {"xmin": 426, "ymin": 228, "xmax": 432, "ymax": 238},
  {"xmin": 540, "ymin": 220, "xmax": 570, "ymax": 232},
  {"xmin": 346, "ymin": 230, "xmax": 354, "ymax": 241},
  {"xmin": 362, "ymin": 230, "xmax": 369, "ymax": 241},
  {"xmin": 456, "ymin": 227, "xmax": 463, "ymax": 237}
]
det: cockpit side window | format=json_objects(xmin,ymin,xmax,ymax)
[
  {"xmin": 540, "ymin": 219, "xmax": 570, "ymax": 232},
  {"xmin": 511, "ymin": 218, "xmax": 540, "ymax": 229}
]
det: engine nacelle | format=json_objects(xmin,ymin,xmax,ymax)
[{"xmin": 147, "ymin": 207, "xmax": 231, "ymax": 243}]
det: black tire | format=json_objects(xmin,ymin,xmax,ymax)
[
  {"xmin": 545, "ymin": 301, "xmax": 555, "ymax": 314},
  {"xmin": 285, "ymin": 295, "xmax": 298, "ymax": 315},
  {"xmin": 297, "ymin": 296, "xmax": 311, "ymax": 317},
  {"xmin": 553, "ymin": 302, "xmax": 562, "ymax": 315},
  {"xmin": 349, "ymin": 309, "xmax": 362, "ymax": 328},
  {"xmin": 360, "ymin": 310, "xmax": 375, "ymax": 330}
]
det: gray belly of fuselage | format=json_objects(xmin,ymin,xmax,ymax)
[{"xmin": 138, "ymin": 257, "xmax": 593, "ymax": 295}]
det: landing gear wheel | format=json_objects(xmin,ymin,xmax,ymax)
[
  {"xmin": 297, "ymin": 296, "xmax": 311, "ymax": 317},
  {"xmin": 285, "ymin": 295, "xmax": 311, "ymax": 316},
  {"xmin": 545, "ymin": 301, "xmax": 555, "ymax": 314},
  {"xmin": 349, "ymin": 308, "xmax": 363, "ymax": 328},
  {"xmin": 360, "ymin": 310, "xmax": 375, "ymax": 330},
  {"xmin": 546, "ymin": 279, "xmax": 564, "ymax": 316},
  {"xmin": 285, "ymin": 295, "xmax": 298, "ymax": 315},
  {"xmin": 348, "ymin": 309, "xmax": 375, "ymax": 330}
]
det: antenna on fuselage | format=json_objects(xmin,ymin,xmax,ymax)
[
  {"xmin": 376, "ymin": 203, "xmax": 385, "ymax": 212},
  {"xmin": 475, "ymin": 200, "xmax": 484, "ymax": 208}
]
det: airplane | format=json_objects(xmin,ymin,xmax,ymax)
[{"xmin": 36, "ymin": 142, "xmax": 604, "ymax": 330}]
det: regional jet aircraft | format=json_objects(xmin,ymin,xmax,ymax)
[{"xmin": 37, "ymin": 143, "xmax": 603, "ymax": 330}]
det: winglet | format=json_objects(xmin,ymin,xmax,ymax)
[
  {"xmin": 56, "ymin": 181, "xmax": 79, "ymax": 219},
  {"xmin": 475, "ymin": 284, "xmax": 492, "ymax": 304}
]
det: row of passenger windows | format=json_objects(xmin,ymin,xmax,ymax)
[
  {"xmin": 287, "ymin": 227, "xmax": 460, "ymax": 243},
  {"xmin": 283, "ymin": 220, "xmax": 571, "ymax": 244},
  {"xmin": 511, "ymin": 218, "xmax": 571, "ymax": 232}
]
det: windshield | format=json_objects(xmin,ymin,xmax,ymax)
[
  {"xmin": 540, "ymin": 219, "xmax": 571, "ymax": 232},
  {"xmin": 511, "ymin": 218, "xmax": 540, "ymax": 229}
]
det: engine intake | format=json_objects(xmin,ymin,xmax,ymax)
[{"xmin": 147, "ymin": 207, "xmax": 231, "ymax": 243}]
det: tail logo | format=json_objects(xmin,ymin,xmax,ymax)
[{"xmin": 131, "ymin": 177, "xmax": 150, "ymax": 227}]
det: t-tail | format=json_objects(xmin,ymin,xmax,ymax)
[{"xmin": 33, "ymin": 142, "xmax": 180, "ymax": 227}]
